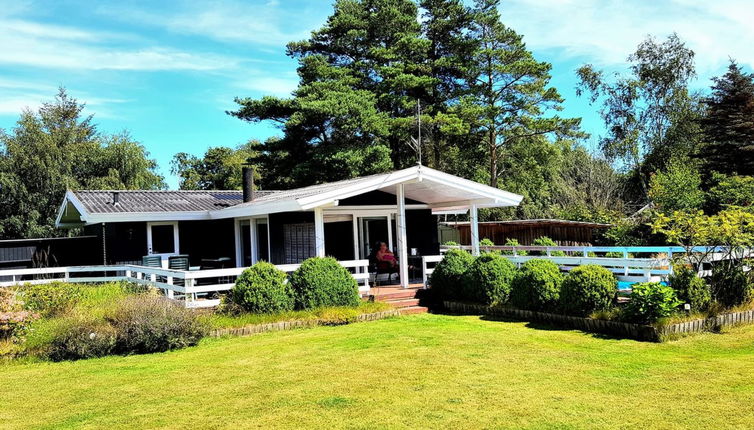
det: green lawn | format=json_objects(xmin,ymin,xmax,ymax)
[{"xmin": 2, "ymin": 314, "xmax": 754, "ymax": 429}]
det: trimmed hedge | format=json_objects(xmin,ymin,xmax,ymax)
[
  {"xmin": 230, "ymin": 262, "xmax": 294, "ymax": 313},
  {"xmin": 623, "ymin": 282, "xmax": 680, "ymax": 324},
  {"xmin": 462, "ymin": 253, "xmax": 516, "ymax": 305},
  {"xmin": 430, "ymin": 249, "xmax": 475, "ymax": 300},
  {"xmin": 668, "ymin": 264, "xmax": 711, "ymax": 312},
  {"xmin": 510, "ymin": 259, "xmax": 563, "ymax": 311},
  {"xmin": 289, "ymin": 257, "xmax": 360, "ymax": 309},
  {"xmin": 560, "ymin": 265, "xmax": 617, "ymax": 316}
]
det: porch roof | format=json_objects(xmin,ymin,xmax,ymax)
[{"xmin": 56, "ymin": 165, "xmax": 523, "ymax": 226}]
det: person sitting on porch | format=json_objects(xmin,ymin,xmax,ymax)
[{"xmin": 375, "ymin": 242, "xmax": 397, "ymax": 268}]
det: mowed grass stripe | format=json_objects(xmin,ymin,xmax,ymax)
[{"xmin": 1, "ymin": 314, "xmax": 754, "ymax": 429}]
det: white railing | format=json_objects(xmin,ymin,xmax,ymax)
[{"xmin": 0, "ymin": 259, "xmax": 371, "ymax": 309}]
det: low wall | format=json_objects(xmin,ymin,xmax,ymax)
[
  {"xmin": 209, "ymin": 309, "xmax": 401, "ymax": 337},
  {"xmin": 443, "ymin": 301, "xmax": 754, "ymax": 342}
]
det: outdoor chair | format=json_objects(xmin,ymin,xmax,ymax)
[
  {"xmin": 141, "ymin": 255, "xmax": 165, "ymax": 283},
  {"xmin": 368, "ymin": 246, "xmax": 398, "ymax": 286},
  {"xmin": 168, "ymin": 255, "xmax": 190, "ymax": 287}
]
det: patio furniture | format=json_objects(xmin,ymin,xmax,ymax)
[
  {"xmin": 168, "ymin": 255, "xmax": 190, "ymax": 286},
  {"xmin": 141, "ymin": 255, "xmax": 162, "ymax": 267}
]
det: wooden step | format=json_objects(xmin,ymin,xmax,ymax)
[
  {"xmin": 385, "ymin": 298, "xmax": 420, "ymax": 308},
  {"xmin": 372, "ymin": 290, "xmax": 421, "ymax": 301},
  {"xmin": 399, "ymin": 306, "xmax": 429, "ymax": 315}
]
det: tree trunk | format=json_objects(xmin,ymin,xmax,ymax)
[{"xmin": 489, "ymin": 129, "xmax": 498, "ymax": 188}]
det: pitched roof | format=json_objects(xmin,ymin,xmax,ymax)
[
  {"xmin": 57, "ymin": 166, "xmax": 524, "ymax": 226},
  {"xmin": 71, "ymin": 190, "xmax": 276, "ymax": 213}
]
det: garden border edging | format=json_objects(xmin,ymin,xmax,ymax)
[
  {"xmin": 443, "ymin": 301, "xmax": 754, "ymax": 342},
  {"xmin": 209, "ymin": 309, "xmax": 401, "ymax": 337}
]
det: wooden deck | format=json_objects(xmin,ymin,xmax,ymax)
[{"xmin": 369, "ymin": 284, "xmax": 428, "ymax": 314}]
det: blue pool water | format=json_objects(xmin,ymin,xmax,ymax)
[{"xmin": 618, "ymin": 280, "xmax": 668, "ymax": 291}]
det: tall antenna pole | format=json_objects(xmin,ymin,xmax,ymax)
[{"xmin": 416, "ymin": 99, "xmax": 422, "ymax": 165}]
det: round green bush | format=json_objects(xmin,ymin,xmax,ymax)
[
  {"xmin": 560, "ymin": 265, "xmax": 617, "ymax": 316},
  {"xmin": 710, "ymin": 261, "xmax": 752, "ymax": 308},
  {"xmin": 623, "ymin": 282, "xmax": 680, "ymax": 324},
  {"xmin": 668, "ymin": 264, "xmax": 711, "ymax": 312},
  {"xmin": 289, "ymin": 257, "xmax": 360, "ymax": 309},
  {"xmin": 462, "ymin": 253, "xmax": 516, "ymax": 305},
  {"xmin": 501, "ymin": 238, "xmax": 527, "ymax": 256},
  {"xmin": 430, "ymin": 249, "xmax": 475, "ymax": 301},
  {"xmin": 230, "ymin": 262, "xmax": 294, "ymax": 313},
  {"xmin": 510, "ymin": 259, "xmax": 563, "ymax": 311}
]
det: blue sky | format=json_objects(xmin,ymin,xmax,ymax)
[{"xmin": 2, "ymin": 0, "xmax": 753, "ymax": 188}]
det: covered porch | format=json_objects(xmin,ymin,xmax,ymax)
[{"xmin": 230, "ymin": 166, "xmax": 523, "ymax": 289}]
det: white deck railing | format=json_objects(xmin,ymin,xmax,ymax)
[
  {"xmin": 0, "ymin": 259, "xmax": 371, "ymax": 309},
  {"xmin": 425, "ymin": 245, "xmax": 739, "ymax": 286}
]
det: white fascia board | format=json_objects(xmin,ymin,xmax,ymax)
[
  {"xmin": 432, "ymin": 209, "xmax": 469, "ymax": 215},
  {"xmin": 86, "ymin": 211, "xmax": 210, "ymax": 223},
  {"xmin": 421, "ymin": 168, "xmax": 523, "ymax": 206},
  {"xmin": 55, "ymin": 191, "xmax": 89, "ymax": 227},
  {"xmin": 296, "ymin": 167, "xmax": 420, "ymax": 210},
  {"xmin": 428, "ymin": 198, "xmax": 498, "ymax": 209}
]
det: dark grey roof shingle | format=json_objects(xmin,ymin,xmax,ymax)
[{"xmin": 72, "ymin": 190, "xmax": 277, "ymax": 213}]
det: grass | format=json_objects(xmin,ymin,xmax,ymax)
[
  {"xmin": 202, "ymin": 300, "xmax": 392, "ymax": 329},
  {"xmin": 2, "ymin": 313, "xmax": 754, "ymax": 429}
]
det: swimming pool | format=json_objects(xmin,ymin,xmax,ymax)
[{"xmin": 617, "ymin": 280, "xmax": 668, "ymax": 291}]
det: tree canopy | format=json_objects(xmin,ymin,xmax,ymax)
[{"xmin": 0, "ymin": 88, "xmax": 164, "ymax": 239}]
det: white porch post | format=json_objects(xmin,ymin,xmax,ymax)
[
  {"xmin": 314, "ymin": 207, "xmax": 326, "ymax": 257},
  {"xmin": 396, "ymin": 184, "xmax": 409, "ymax": 288},
  {"xmin": 470, "ymin": 203, "xmax": 480, "ymax": 256},
  {"xmin": 249, "ymin": 218, "xmax": 258, "ymax": 264},
  {"xmin": 351, "ymin": 215, "xmax": 360, "ymax": 259}
]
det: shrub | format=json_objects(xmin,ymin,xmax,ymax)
[
  {"xmin": 668, "ymin": 264, "xmax": 711, "ymax": 312},
  {"xmin": 230, "ymin": 262, "xmax": 294, "ymax": 313},
  {"xmin": 44, "ymin": 318, "xmax": 117, "ymax": 362},
  {"xmin": 430, "ymin": 249, "xmax": 474, "ymax": 300},
  {"xmin": 443, "ymin": 241, "xmax": 459, "ymax": 246},
  {"xmin": 560, "ymin": 265, "xmax": 617, "ymax": 316},
  {"xmin": 479, "ymin": 238, "xmax": 494, "ymax": 246},
  {"xmin": 532, "ymin": 236, "xmax": 565, "ymax": 256},
  {"xmin": 108, "ymin": 296, "xmax": 208, "ymax": 354},
  {"xmin": 623, "ymin": 282, "xmax": 681, "ymax": 324},
  {"xmin": 462, "ymin": 253, "xmax": 516, "ymax": 305},
  {"xmin": 289, "ymin": 257, "xmax": 360, "ymax": 309},
  {"xmin": 17, "ymin": 282, "xmax": 83, "ymax": 316},
  {"xmin": 0, "ymin": 290, "xmax": 37, "ymax": 340},
  {"xmin": 510, "ymin": 259, "xmax": 563, "ymax": 311},
  {"xmin": 501, "ymin": 238, "xmax": 527, "ymax": 256},
  {"xmin": 709, "ymin": 261, "xmax": 753, "ymax": 308}
]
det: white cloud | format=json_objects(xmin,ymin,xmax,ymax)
[
  {"xmin": 235, "ymin": 75, "xmax": 298, "ymax": 97},
  {"xmin": 502, "ymin": 0, "xmax": 754, "ymax": 80},
  {"xmin": 97, "ymin": 0, "xmax": 321, "ymax": 47},
  {"xmin": 0, "ymin": 14, "xmax": 239, "ymax": 71}
]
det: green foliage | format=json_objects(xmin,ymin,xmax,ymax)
[
  {"xmin": 668, "ymin": 264, "xmax": 711, "ymax": 312},
  {"xmin": 171, "ymin": 141, "xmax": 260, "ymax": 190},
  {"xmin": 16, "ymin": 282, "xmax": 84, "ymax": 317},
  {"xmin": 700, "ymin": 61, "xmax": 754, "ymax": 176},
  {"xmin": 500, "ymin": 238, "xmax": 527, "ymax": 255},
  {"xmin": 42, "ymin": 317, "xmax": 117, "ymax": 362},
  {"xmin": 289, "ymin": 257, "xmax": 360, "ymax": 309},
  {"xmin": 623, "ymin": 282, "xmax": 680, "ymax": 324},
  {"xmin": 443, "ymin": 241, "xmax": 459, "ymax": 246},
  {"xmin": 649, "ymin": 158, "xmax": 704, "ymax": 212},
  {"xmin": 652, "ymin": 209, "xmax": 754, "ymax": 258},
  {"xmin": 479, "ymin": 238, "xmax": 494, "ymax": 247},
  {"xmin": 229, "ymin": 262, "xmax": 294, "ymax": 314},
  {"xmin": 577, "ymin": 34, "xmax": 698, "ymax": 196},
  {"xmin": 0, "ymin": 88, "xmax": 164, "ymax": 239},
  {"xmin": 510, "ymin": 259, "xmax": 563, "ymax": 311},
  {"xmin": 430, "ymin": 249, "xmax": 474, "ymax": 300},
  {"xmin": 706, "ymin": 173, "xmax": 754, "ymax": 213},
  {"xmin": 108, "ymin": 296, "xmax": 208, "ymax": 355},
  {"xmin": 560, "ymin": 265, "xmax": 617, "ymax": 316},
  {"xmin": 462, "ymin": 253, "xmax": 516, "ymax": 305},
  {"xmin": 0, "ymin": 289, "xmax": 37, "ymax": 340},
  {"xmin": 532, "ymin": 236, "xmax": 565, "ymax": 256},
  {"xmin": 709, "ymin": 261, "xmax": 753, "ymax": 309}
]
